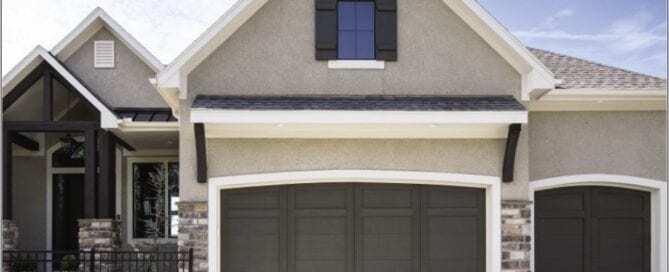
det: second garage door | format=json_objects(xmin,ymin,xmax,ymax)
[
  {"xmin": 535, "ymin": 186, "xmax": 650, "ymax": 272},
  {"xmin": 220, "ymin": 183, "xmax": 485, "ymax": 272}
]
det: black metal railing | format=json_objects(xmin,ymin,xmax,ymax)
[{"xmin": 2, "ymin": 248, "xmax": 193, "ymax": 272}]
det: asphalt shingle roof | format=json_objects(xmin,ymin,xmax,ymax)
[
  {"xmin": 115, "ymin": 108, "xmax": 177, "ymax": 122},
  {"xmin": 529, "ymin": 48, "xmax": 667, "ymax": 90},
  {"xmin": 192, "ymin": 95, "xmax": 526, "ymax": 111}
]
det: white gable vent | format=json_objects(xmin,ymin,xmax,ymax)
[{"xmin": 94, "ymin": 40, "xmax": 115, "ymax": 68}]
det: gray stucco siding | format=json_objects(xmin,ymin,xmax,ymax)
[
  {"xmin": 63, "ymin": 27, "xmax": 166, "ymax": 108},
  {"xmin": 12, "ymin": 156, "xmax": 47, "ymax": 250},
  {"xmin": 529, "ymin": 111, "xmax": 667, "ymax": 181},
  {"xmin": 187, "ymin": 0, "xmax": 521, "ymax": 98}
]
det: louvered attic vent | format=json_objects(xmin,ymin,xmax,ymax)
[{"xmin": 94, "ymin": 40, "xmax": 115, "ymax": 68}]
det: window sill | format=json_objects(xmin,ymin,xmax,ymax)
[{"xmin": 327, "ymin": 60, "xmax": 385, "ymax": 70}]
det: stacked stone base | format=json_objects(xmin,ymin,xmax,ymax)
[
  {"xmin": 2, "ymin": 220, "xmax": 18, "ymax": 250},
  {"xmin": 178, "ymin": 201, "xmax": 208, "ymax": 272},
  {"xmin": 78, "ymin": 219, "xmax": 122, "ymax": 271},
  {"xmin": 501, "ymin": 200, "xmax": 532, "ymax": 272}
]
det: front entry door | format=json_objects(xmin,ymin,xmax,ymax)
[{"xmin": 52, "ymin": 174, "xmax": 85, "ymax": 252}]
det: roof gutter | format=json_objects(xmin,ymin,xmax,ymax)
[
  {"xmin": 529, "ymin": 88, "xmax": 667, "ymax": 111},
  {"xmin": 149, "ymin": 77, "xmax": 180, "ymax": 120}
]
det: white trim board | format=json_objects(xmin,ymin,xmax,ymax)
[
  {"xmin": 208, "ymin": 170, "xmax": 502, "ymax": 272},
  {"xmin": 156, "ymin": 0, "xmax": 555, "ymax": 100},
  {"xmin": 51, "ymin": 7, "xmax": 164, "ymax": 72},
  {"xmin": 192, "ymin": 110, "xmax": 527, "ymax": 139},
  {"xmin": 529, "ymin": 174, "xmax": 668, "ymax": 272},
  {"xmin": 327, "ymin": 60, "xmax": 385, "ymax": 69},
  {"xmin": 530, "ymin": 89, "xmax": 667, "ymax": 111},
  {"xmin": 1, "ymin": 46, "xmax": 120, "ymax": 128}
]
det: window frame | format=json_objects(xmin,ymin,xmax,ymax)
[
  {"xmin": 337, "ymin": 0, "xmax": 376, "ymax": 60},
  {"xmin": 126, "ymin": 157, "xmax": 179, "ymax": 243}
]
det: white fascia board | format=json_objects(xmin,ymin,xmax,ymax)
[
  {"xmin": 443, "ymin": 0, "xmax": 555, "ymax": 100},
  {"xmin": 117, "ymin": 120, "xmax": 179, "ymax": 132},
  {"xmin": 51, "ymin": 7, "xmax": 164, "ymax": 72},
  {"xmin": 8, "ymin": 47, "xmax": 120, "ymax": 128},
  {"xmin": 190, "ymin": 109, "xmax": 528, "ymax": 124},
  {"xmin": 2, "ymin": 46, "xmax": 43, "ymax": 94},
  {"xmin": 157, "ymin": 0, "xmax": 268, "ymax": 95},
  {"xmin": 529, "ymin": 88, "xmax": 667, "ymax": 111}
]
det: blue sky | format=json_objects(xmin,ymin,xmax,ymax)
[
  {"xmin": 481, "ymin": 0, "xmax": 667, "ymax": 77},
  {"xmin": 2, "ymin": 0, "xmax": 667, "ymax": 77}
]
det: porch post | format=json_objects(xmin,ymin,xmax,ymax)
[
  {"xmin": 84, "ymin": 129, "xmax": 97, "ymax": 218},
  {"xmin": 97, "ymin": 131, "xmax": 116, "ymax": 218},
  {"xmin": 2, "ymin": 128, "xmax": 12, "ymax": 220}
]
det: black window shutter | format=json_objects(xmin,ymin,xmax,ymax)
[
  {"xmin": 375, "ymin": 0, "xmax": 397, "ymax": 61},
  {"xmin": 315, "ymin": 0, "xmax": 338, "ymax": 60}
]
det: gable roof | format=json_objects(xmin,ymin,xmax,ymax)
[
  {"xmin": 156, "ymin": 0, "xmax": 556, "ymax": 100},
  {"xmin": 51, "ymin": 7, "xmax": 164, "ymax": 72},
  {"xmin": 1, "ymin": 46, "xmax": 120, "ymax": 128},
  {"xmin": 530, "ymin": 48, "xmax": 667, "ymax": 90}
]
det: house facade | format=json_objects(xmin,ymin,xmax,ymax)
[{"xmin": 1, "ymin": 1, "xmax": 666, "ymax": 272}]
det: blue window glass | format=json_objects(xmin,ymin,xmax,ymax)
[{"xmin": 338, "ymin": 1, "xmax": 375, "ymax": 59}]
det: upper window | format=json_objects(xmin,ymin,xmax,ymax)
[{"xmin": 337, "ymin": 1, "xmax": 375, "ymax": 59}]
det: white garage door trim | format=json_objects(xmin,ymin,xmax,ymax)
[
  {"xmin": 208, "ymin": 170, "xmax": 502, "ymax": 272},
  {"xmin": 529, "ymin": 174, "xmax": 668, "ymax": 272}
]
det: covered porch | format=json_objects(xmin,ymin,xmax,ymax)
[{"xmin": 1, "ymin": 48, "xmax": 184, "ymax": 270}]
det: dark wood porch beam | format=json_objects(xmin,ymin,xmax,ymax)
[
  {"xmin": 502, "ymin": 124, "xmax": 522, "ymax": 183},
  {"xmin": 2, "ymin": 129, "xmax": 13, "ymax": 219},
  {"xmin": 84, "ymin": 129, "xmax": 98, "ymax": 218},
  {"xmin": 97, "ymin": 131, "xmax": 116, "ymax": 218},
  {"xmin": 4, "ymin": 121, "xmax": 99, "ymax": 132},
  {"xmin": 9, "ymin": 132, "xmax": 39, "ymax": 151},
  {"xmin": 43, "ymin": 71, "xmax": 53, "ymax": 121},
  {"xmin": 2, "ymin": 62, "xmax": 47, "ymax": 111},
  {"xmin": 194, "ymin": 123, "xmax": 208, "ymax": 183},
  {"xmin": 109, "ymin": 133, "xmax": 136, "ymax": 151}
]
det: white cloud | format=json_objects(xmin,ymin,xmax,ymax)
[{"xmin": 532, "ymin": 8, "xmax": 574, "ymax": 31}]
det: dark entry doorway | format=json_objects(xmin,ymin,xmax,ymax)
[{"xmin": 52, "ymin": 174, "xmax": 85, "ymax": 253}]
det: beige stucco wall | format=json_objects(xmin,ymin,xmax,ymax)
[
  {"xmin": 64, "ymin": 27, "xmax": 166, "ymax": 108},
  {"xmin": 529, "ymin": 111, "xmax": 667, "ymax": 181},
  {"xmin": 188, "ymin": 0, "xmax": 520, "ymax": 98},
  {"xmin": 180, "ymin": 0, "xmax": 529, "ymax": 202},
  {"xmin": 12, "ymin": 156, "xmax": 47, "ymax": 250}
]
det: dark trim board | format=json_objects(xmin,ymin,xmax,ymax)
[
  {"xmin": 2, "ymin": 130, "xmax": 13, "ymax": 219},
  {"xmin": 194, "ymin": 123, "xmax": 208, "ymax": 183},
  {"xmin": 4, "ymin": 121, "xmax": 100, "ymax": 132},
  {"xmin": 502, "ymin": 124, "xmax": 522, "ymax": 183},
  {"xmin": 2, "ymin": 62, "xmax": 48, "ymax": 111},
  {"xmin": 9, "ymin": 132, "xmax": 40, "ymax": 151}
]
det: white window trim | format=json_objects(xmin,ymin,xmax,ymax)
[
  {"xmin": 327, "ymin": 60, "xmax": 385, "ymax": 69},
  {"xmin": 45, "ymin": 138, "xmax": 86, "ymax": 253},
  {"xmin": 529, "ymin": 174, "xmax": 668, "ymax": 272},
  {"xmin": 125, "ymin": 157, "xmax": 179, "ymax": 244},
  {"xmin": 208, "ymin": 170, "xmax": 502, "ymax": 272}
]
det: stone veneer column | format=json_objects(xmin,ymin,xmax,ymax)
[
  {"xmin": 2, "ymin": 220, "xmax": 18, "ymax": 250},
  {"xmin": 501, "ymin": 200, "xmax": 532, "ymax": 272},
  {"xmin": 78, "ymin": 219, "xmax": 122, "ymax": 251},
  {"xmin": 178, "ymin": 201, "xmax": 208, "ymax": 272}
]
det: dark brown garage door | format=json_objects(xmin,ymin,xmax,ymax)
[
  {"xmin": 535, "ymin": 186, "xmax": 650, "ymax": 272},
  {"xmin": 220, "ymin": 184, "xmax": 485, "ymax": 272}
]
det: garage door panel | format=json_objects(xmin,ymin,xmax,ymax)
[
  {"xmin": 360, "ymin": 187, "xmax": 414, "ymax": 208},
  {"xmin": 296, "ymin": 260, "xmax": 347, "ymax": 272},
  {"xmin": 536, "ymin": 186, "xmax": 650, "ymax": 272},
  {"xmin": 425, "ymin": 187, "xmax": 481, "ymax": 208},
  {"xmin": 221, "ymin": 184, "xmax": 485, "ymax": 272},
  {"xmin": 224, "ymin": 189, "xmax": 280, "ymax": 209},
  {"xmin": 362, "ymin": 260, "xmax": 413, "ymax": 272}
]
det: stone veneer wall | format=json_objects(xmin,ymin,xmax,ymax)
[
  {"xmin": 78, "ymin": 219, "xmax": 122, "ymax": 251},
  {"xmin": 178, "ymin": 201, "xmax": 208, "ymax": 272},
  {"xmin": 2, "ymin": 220, "xmax": 18, "ymax": 250},
  {"xmin": 501, "ymin": 200, "xmax": 532, "ymax": 272}
]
